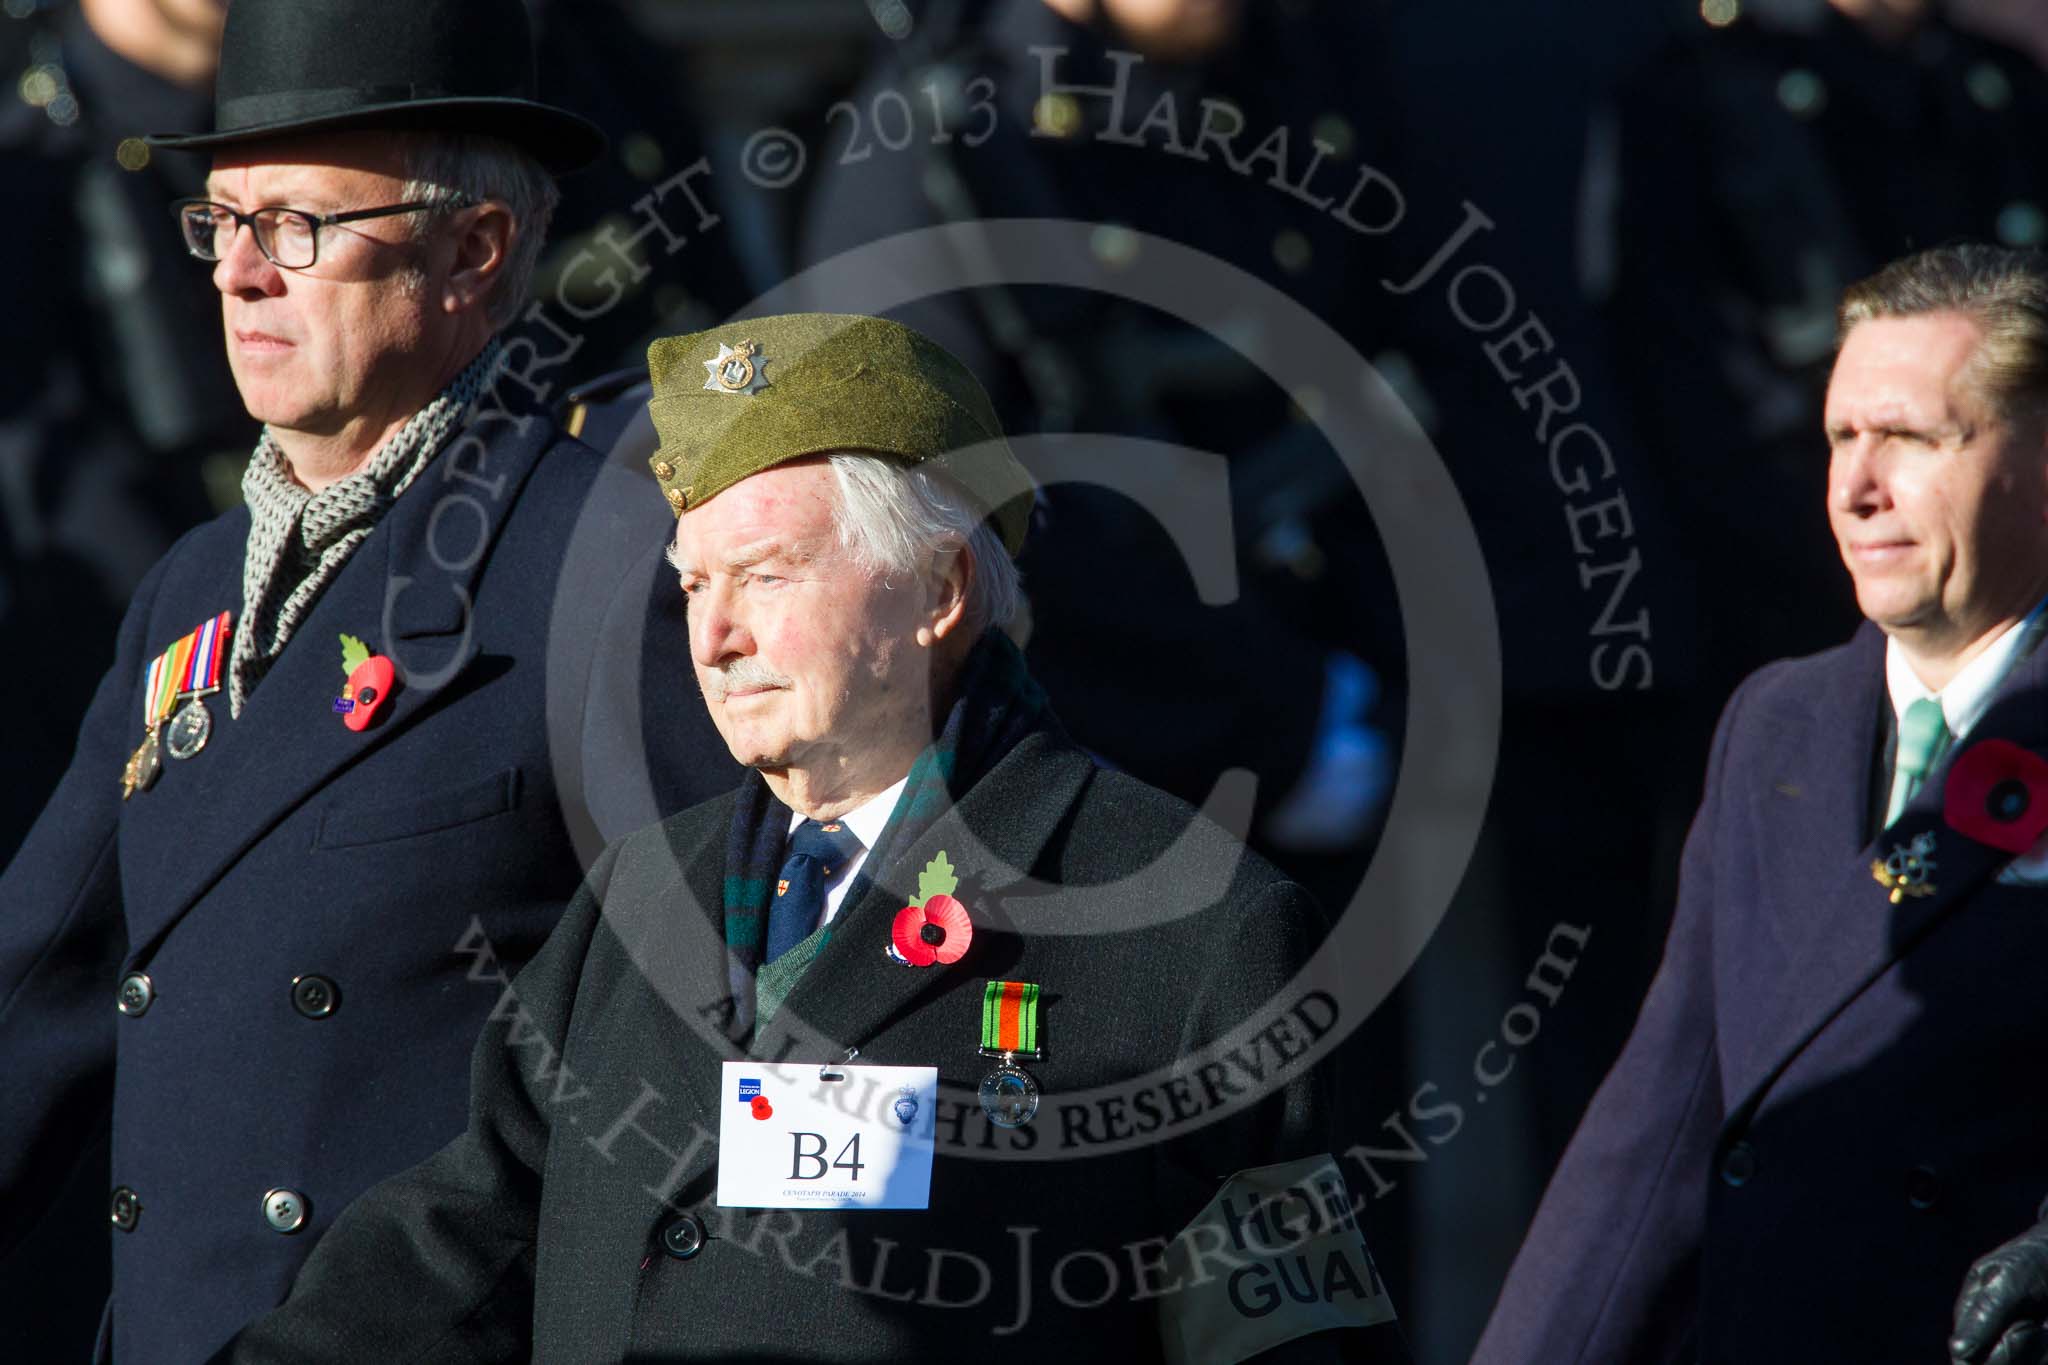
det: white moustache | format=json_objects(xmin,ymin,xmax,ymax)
[{"xmin": 702, "ymin": 659, "xmax": 793, "ymax": 701}]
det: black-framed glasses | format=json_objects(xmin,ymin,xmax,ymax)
[{"xmin": 171, "ymin": 197, "xmax": 463, "ymax": 269}]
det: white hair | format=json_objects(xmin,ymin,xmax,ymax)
[
  {"xmin": 826, "ymin": 453, "xmax": 1022, "ymax": 630},
  {"xmin": 398, "ymin": 131, "xmax": 559, "ymax": 329},
  {"xmin": 662, "ymin": 455, "xmax": 1024, "ymax": 628}
]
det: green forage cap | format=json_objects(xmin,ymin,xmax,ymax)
[{"xmin": 645, "ymin": 313, "xmax": 1033, "ymax": 554}]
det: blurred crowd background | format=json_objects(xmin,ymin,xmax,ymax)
[{"xmin": 7, "ymin": 0, "xmax": 2048, "ymax": 1359}]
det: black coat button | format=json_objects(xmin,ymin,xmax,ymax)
[
  {"xmin": 291, "ymin": 975, "xmax": 339, "ymax": 1019},
  {"xmin": 660, "ymin": 1213, "xmax": 706, "ymax": 1260},
  {"xmin": 117, "ymin": 973, "xmax": 154, "ymax": 1017},
  {"xmin": 263, "ymin": 1188, "xmax": 309, "ymax": 1234},
  {"xmin": 1907, "ymin": 1166, "xmax": 1942, "ymax": 1211},
  {"xmin": 1720, "ymin": 1140, "xmax": 1758, "ymax": 1187},
  {"xmin": 109, "ymin": 1186, "xmax": 141, "ymax": 1232}
]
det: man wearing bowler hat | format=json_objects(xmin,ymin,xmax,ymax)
[{"xmin": 0, "ymin": 0, "xmax": 732, "ymax": 1358}]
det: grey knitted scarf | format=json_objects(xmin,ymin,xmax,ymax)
[{"xmin": 229, "ymin": 339, "xmax": 502, "ymax": 717}]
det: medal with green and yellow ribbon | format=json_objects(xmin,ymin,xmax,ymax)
[{"xmin": 978, "ymin": 979, "xmax": 1042, "ymax": 1128}]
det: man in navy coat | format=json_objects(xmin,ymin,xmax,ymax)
[
  {"xmin": 0, "ymin": 1, "xmax": 732, "ymax": 1359},
  {"xmin": 1473, "ymin": 241, "xmax": 2048, "ymax": 1364}
]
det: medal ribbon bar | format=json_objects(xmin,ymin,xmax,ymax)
[
  {"xmin": 142, "ymin": 613, "xmax": 233, "ymax": 726},
  {"xmin": 143, "ymin": 634, "xmax": 192, "ymax": 732},
  {"xmin": 979, "ymin": 980, "xmax": 1042, "ymax": 1060},
  {"xmin": 165, "ymin": 631, "xmax": 196, "ymax": 708},
  {"xmin": 181, "ymin": 611, "xmax": 231, "ymax": 695},
  {"xmin": 142, "ymin": 651, "xmax": 168, "ymax": 731}
]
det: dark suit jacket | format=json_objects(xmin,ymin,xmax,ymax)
[
  {"xmin": 221, "ymin": 725, "xmax": 1409, "ymax": 1362},
  {"xmin": 0, "ymin": 391, "xmax": 735, "ymax": 1363},
  {"xmin": 1474, "ymin": 623, "xmax": 2048, "ymax": 1363}
]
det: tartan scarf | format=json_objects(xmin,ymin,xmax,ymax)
[{"xmin": 720, "ymin": 629, "xmax": 1050, "ymax": 1041}]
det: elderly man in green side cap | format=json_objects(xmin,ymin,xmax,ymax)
[{"xmin": 222, "ymin": 314, "xmax": 1411, "ymax": 1364}]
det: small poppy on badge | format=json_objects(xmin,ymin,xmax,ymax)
[{"xmin": 334, "ymin": 633, "xmax": 395, "ymax": 732}]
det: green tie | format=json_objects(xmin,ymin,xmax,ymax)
[{"xmin": 1885, "ymin": 697, "xmax": 1951, "ymax": 827}]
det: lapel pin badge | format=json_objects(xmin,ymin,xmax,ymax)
[
  {"xmin": 332, "ymin": 633, "xmax": 396, "ymax": 732},
  {"xmin": 1872, "ymin": 830, "xmax": 1939, "ymax": 904}
]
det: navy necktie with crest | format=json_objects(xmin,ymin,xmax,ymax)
[{"xmin": 766, "ymin": 818, "xmax": 866, "ymax": 963}]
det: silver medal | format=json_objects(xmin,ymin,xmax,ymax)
[
  {"xmin": 978, "ymin": 1058, "xmax": 1040, "ymax": 1129},
  {"xmin": 164, "ymin": 697, "xmax": 212, "ymax": 760}
]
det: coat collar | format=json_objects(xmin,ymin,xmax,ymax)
[
  {"xmin": 600, "ymin": 731, "xmax": 1100, "ymax": 1155},
  {"xmin": 756, "ymin": 729, "xmax": 1098, "ymax": 1063},
  {"xmin": 121, "ymin": 402, "xmax": 557, "ymax": 958},
  {"xmin": 1729, "ymin": 620, "xmax": 2048, "ymax": 1120}
]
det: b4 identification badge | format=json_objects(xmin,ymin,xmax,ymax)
[{"xmin": 716, "ymin": 1061, "xmax": 939, "ymax": 1211}]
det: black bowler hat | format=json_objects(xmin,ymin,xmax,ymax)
[{"xmin": 145, "ymin": 0, "xmax": 605, "ymax": 174}]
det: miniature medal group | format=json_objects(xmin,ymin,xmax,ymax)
[{"xmin": 123, "ymin": 611, "xmax": 230, "ymax": 799}]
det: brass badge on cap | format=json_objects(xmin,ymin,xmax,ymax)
[{"xmin": 704, "ymin": 339, "xmax": 769, "ymax": 396}]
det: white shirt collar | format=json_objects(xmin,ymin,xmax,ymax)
[
  {"xmin": 786, "ymin": 775, "xmax": 909, "ymax": 928},
  {"xmin": 788, "ymin": 775, "xmax": 908, "ymax": 850},
  {"xmin": 1885, "ymin": 600, "xmax": 2048, "ymax": 742}
]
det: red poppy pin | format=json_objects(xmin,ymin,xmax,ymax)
[
  {"xmin": 750, "ymin": 1095, "xmax": 773, "ymax": 1121},
  {"xmin": 332, "ymin": 633, "xmax": 396, "ymax": 732},
  {"xmin": 1943, "ymin": 739, "xmax": 2048, "ymax": 853},
  {"xmin": 889, "ymin": 851, "xmax": 973, "ymax": 967}
]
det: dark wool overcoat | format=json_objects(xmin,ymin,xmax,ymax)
[
  {"xmin": 0, "ymin": 391, "xmax": 735, "ymax": 1363},
  {"xmin": 221, "ymin": 724, "xmax": 1413, "ymax": 1362},
  {"xmin": 1475, "ymin": 624, "xmax": 2048, "ymax": 1364}
]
